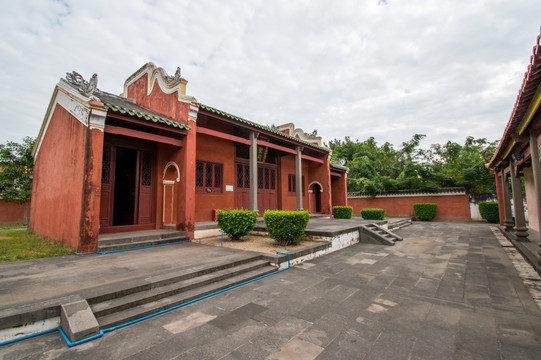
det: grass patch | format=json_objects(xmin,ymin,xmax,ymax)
[
  {"xmin": 0, "ymin": 230, "xmax": 74, "ymax": 262},
  {"xmin": 0, "ymin": 222, "xmax": 26, "ymax": 230}
]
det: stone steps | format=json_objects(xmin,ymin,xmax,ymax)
[
  {"xmin": 88, "ymin": 257, "xmax": 277, "ymax": 329},
  {"xmin": 387, "ymin": 218, "xmax": 413, "ymax": 231},
  {"xmin": 97, "ymin": 230, "xmax": 189, "ymax": 252},
  {"xmin": 360, "ymin": 223, "xmax": 403, "ymax": 246}
]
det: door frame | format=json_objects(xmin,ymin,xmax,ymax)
[{"xmin": 99, "ymin": 136, "xmax": 157, "ymax": 234}]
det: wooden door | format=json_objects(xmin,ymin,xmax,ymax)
[
  {"xmin": 257, "ymin": 165, "xmax": 277, "ymax": 215},
  {"xmin": 137, "ymin": 151, "xmax": 153, "ymax": 224},
  {"xmin": 235, "ymin": 161, "xmax": 250, "ymax": 209},
  {"xmin": 100, "ymin": 146, "xmax": 115, "ymax": 227},
  {"xmin": 99, "ymin": 143, "xmax": 156, "ymax": 233}
]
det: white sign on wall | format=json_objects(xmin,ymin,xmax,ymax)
[{"xmin": 226, "ymin": 185, "xmax": 234, "ymax": 192}]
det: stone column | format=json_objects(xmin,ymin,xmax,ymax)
[
  {"xmin": 510, "ymin": 158, "xmax": 529, "ymax": 239},
  {"xmin": 296, "ymin": 146, "xmax": 303, "ymax": 210},
  {"xmin": 501, "ymin": 169, "xmax": 515, "ymax": 231},
  {"xmin": 529, "ymin": 130, "xmax": 541, "ymax": 259},
  {"xmin": 249, "ymin": 131, "xmax": 258, "ymax": 212}
]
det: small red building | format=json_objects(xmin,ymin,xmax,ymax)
[{"xmin": 30, "ymin": 63, "xmax": 348, "ymax": 252}]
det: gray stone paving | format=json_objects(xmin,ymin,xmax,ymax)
[{"xmin": 2, "ymin": 222, "xmax": 541, "ymax": 359}]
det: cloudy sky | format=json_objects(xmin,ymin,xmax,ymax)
[{"xmin": 1, "ymin": 0, "xmax": 540, "ymax": 149}]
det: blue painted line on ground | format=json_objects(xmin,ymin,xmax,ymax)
[
  {"xmin": 75, "ymin": 239, "xmax": 192, "ymax": 256},
  {"xmin": 0, "ymin": 251, "xmax": 291, "ymax": 348}
]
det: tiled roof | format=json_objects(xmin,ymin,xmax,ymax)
[
  {"xmin": 96, "ymin": 91, "xmax": 191, "ymax": 131},
  {"xmin": 197, "ymin": 103, "xmax": 330, "ymax": 152},
  {"xmin": 487, "ymin": 32, "xmax": 541, "ymax": 169},
  {"xmin": 330, "ymin": 162, "xmax": 348, "ymax": 171}
]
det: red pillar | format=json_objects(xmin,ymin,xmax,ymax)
[
  {"xmin": 78, "ymin": 103, "xmax": 106, "ymax": 252},
  {"xmin": 178, "ymin": 123, "xmax": 196, "ymax": 238},
  {"xmin": 494, "ymin": 170, "xmax": 505, "ymax": 226}
]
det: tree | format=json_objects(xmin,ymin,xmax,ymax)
[
  {"xmin": 328, "ymin": 135, "xmax": 498, "ymax": 196},
  {"xmin": 425, "ymin": 137, "xmax": 498, "ymax": 194},
  {"xmin": 0, "ymin": 137, "xmax": 35, "ymax": 204}
]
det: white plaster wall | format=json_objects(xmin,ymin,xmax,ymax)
[{"xmin": 0, "ymin": 316, "xmax": 60, "ymax": 343}]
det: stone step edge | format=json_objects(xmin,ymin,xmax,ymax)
[
  {"xmin": 91, "ymin": 260, "xmax": 272, "ymax": 317},
  {"xmin": 96, "ymin": 266, "xmax": 278, "ymax": 329}
]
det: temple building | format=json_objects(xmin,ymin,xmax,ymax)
[
  {"xmin": 486, "ymin": 31, "xmax": 541, "ymax": 263},
  {"xmin": 30, "ymin": 63, "xmax": 348, "ymax": 252}
]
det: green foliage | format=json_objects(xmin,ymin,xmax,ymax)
[
  {"xmin": 327, "ymin": 135, "xmax": 498, "ymax": 195},
  {"xmin": 217, "ymin": 209, "xmax": 258, "ymax": 241},
  {"xmin": 361, "ymin": 208, "xmax": 385, "ymax": 220},
  {"xmin": 333, "ymin": 206, "xmax": 353, "ymax": 219},
  {"xmin": 264, "ymin": 210, "xmax": 310, "ymax": 246},
  {"xmin": 0, "ymin": 230, "xmax": 74, "ymax": 262},
  {"xmin": 479, "ymin": 201, "xmax": 499, "ymax": 223},
  {"xmin": 413, "ymin": 203, "xmax": 438, "ymax": 221},
  {"xmin": 0, "ymin": 137, "xmax": 35, "ymax": 203}
]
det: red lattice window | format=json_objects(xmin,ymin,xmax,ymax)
[
  {"xmin": 244, "ymin": 165, "xmax": 250, "ymax": 188},
  {"xmin": 288, "ymin": 174, "xmax": 305, "ymax": 196},
  {"xmin": 237, "ymin": 164, "xmax": 244, "ymax": 188},
  {"xmin": 196, "ymin": 160, "xmax": 223, "ymax": 193},
  {"xmin": 101, "ymin": 146, "xmax": 111, "ymax": 184},
  {"xmin": 141, "ymin": 152, "xmax": 152, "ymax": 186},
  {"xmin": 258, "ymin": 168, "xmax": 264, "ymax": 189},
  {"xmin": 196, "ymin": 162, "xmax": 204, "ymax": 187}
]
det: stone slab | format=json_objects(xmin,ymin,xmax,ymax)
[{"xmin": 60, "ymin": 300, "xmax": 99, "ymax": 343}]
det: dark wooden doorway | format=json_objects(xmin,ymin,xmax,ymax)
[
  {"xmin": 311, "ymin": 183, "xmax": 322, "ymax": 213},
  {"xmin": 234, "ymin": 160, "xmax": 278, "ymax": 215},
  {"xmin": 100, "ymin": 143, "xmax": 156, "ymax": 233}
]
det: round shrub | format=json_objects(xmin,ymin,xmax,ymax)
[
  {"xmin": 333, "ymin": 206, "xmax": 353, "ymax": 219},
  {"xmin": 361, "ymin": 208, "xmax": 385, "ymax": 220},
  {"xmin": 264, "ymin": 210, "xmax": 310, "ymax": 246},
  {"xmin": 479, "ymin": 201, "xmax": 499, "ymax": 223},
  {"xmin": 217, "ymin": 209, "xmax": 258, "ymax": 241},
  {"xmin": 413, "ymin": 203, "xmax": 437, "ymax": 221}
]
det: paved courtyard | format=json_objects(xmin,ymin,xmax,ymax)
[{"xmin": 1, "ymin": 222, "xmax": 541, "ymax": 359}]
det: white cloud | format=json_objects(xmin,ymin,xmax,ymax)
[{"xmin": 0, "ymin": 0, "xmax": 539, "ymax": 149}]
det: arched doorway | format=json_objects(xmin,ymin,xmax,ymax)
[
  {"xmin": 310, "ymin": 183, "xmax": 322, "ymax": 213},
  {"xmin": 163, "ymin": 162, "xmax": 180, "ymax": 225}
]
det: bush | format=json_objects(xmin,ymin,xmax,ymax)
[
  {"xmin": 479, "ymin": 201, "xmax": 499, "ymax": 223},
  {"xmin": 333, "ymin": 206, "xmax": 353, "ymax": 219},
  {"xmin": 361, "ymin": 208, "xmax": 385, "ymax": 220},
  {"xmin": 413, "ymin": 203, "xmax": 438, "ymax": 221},
  {"xmin": 217, "ymin": 209, "xmax": 258, "ymax": 241},
  {"xmin": 264, "ymin": 210, "xmax": 310, "ymax": 246}
]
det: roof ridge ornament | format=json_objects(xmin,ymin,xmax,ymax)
[
  {"xmin": 65, "ymin": 71, "xmax": 98, "ymax": 97},
  {"xmin": 164, "ymin": 67, "xmax": 181, "ymax": 82}
]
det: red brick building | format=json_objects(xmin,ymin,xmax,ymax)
[{"xmin": 30, "ymin": 63, "xmax": 348, "ymax": 252}]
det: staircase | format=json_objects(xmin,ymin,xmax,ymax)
[
  {"xmin": 97, "ymin": 230, "xmax": 189, "ymax": 252},
  {"xmin": 88, "ymin": 256, "xmax": 277, "ymax": 329},
  {"xmin": 387, "ymin": 218, "xmax": 413, "ymax": 231},
  {"xmin": 360, "ymin": 223, "xmax": 403, "ymax": 246}
]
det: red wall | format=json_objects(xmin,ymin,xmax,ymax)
[
  {"xmin": 307, "ymin": 157, "xmax": 332, "ymax": 214},
  {"xmin": 0, "ymin": 201, "xmax": 29, "ymax": 223},
  {"xmin": 195, "ymin": 134, "xmax": 236, "ymax": 221},
  {"xmin": 331, "ymin": 174, "xmax": 347, "ymax": 208},
  {"xmin": 30, "ymin": 105, "xmax": 88, "ymax": 250},
  {"xmin": 279, "ymin": 155, "xmax": 309, "ymax": 211},
  {"xmin": 348, "ymin": 194, "xmax": 471, "ymax": 220}
]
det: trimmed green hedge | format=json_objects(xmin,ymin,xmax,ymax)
[
  {"xmin": 361, "ymin": 208, "xmax": 385, "ymax": 220},
  {"xmin": 479, "ymin": 201, "xmax": 499, "ymax": 223},
  {"xmin": 413, "ymin": 203, "xmax": 438, "ymax": 221},
  {"xmin": 264, "ymin": 210, "xmax": 310, "ymax": 246},
  {"xmin": 217, "ymin": 209, "xmax": 258, "ymax": 241},
  {"xmin": 333, "ymin": 206, "xmax": 353, "ymax": 219}
]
